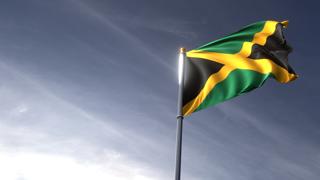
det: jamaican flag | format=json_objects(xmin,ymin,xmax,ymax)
[{"xmin": 182, "ymin": 20, "xmax": 297, "ymax": 116}]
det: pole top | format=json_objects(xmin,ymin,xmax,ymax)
[{"xmin": 180, "ymin": 47, "xmax": 186, "ymax": 53}]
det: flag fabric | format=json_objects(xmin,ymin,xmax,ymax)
[{"xmin": 182, "ymin": 20, "xmax": 297, "ymax": 116}]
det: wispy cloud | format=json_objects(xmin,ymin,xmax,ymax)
[
  {"xmin": 0, "ymin": 60, "xmax": 170, "ymax": 179},
  {"xmin": 0, "ymin": 146, "xmax": 157, "ymax": 180},
  {"xmin": 107, "ymin": 14, "xmax": 199, "ymax": 39},
  {"xmin": 70, "ymin": 0, "xmax": 174, "ymax": 71}
]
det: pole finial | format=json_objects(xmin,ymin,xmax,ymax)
[{"xmin": 180, "ymin": 47, "xmax": 186, "ymax": 53}]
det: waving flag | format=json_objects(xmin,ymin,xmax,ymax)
[{"xmin": 182, "ymin": 20, "xmax": 297, "ymax": 116}]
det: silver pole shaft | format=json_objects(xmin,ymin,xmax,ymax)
[
  {"xmin": 175, "ymin": 47, "xmax": 186, "ymax": 180},
  {"xmin": 175, "ymin": 115, "xmax": 183, "ymax": 180}
]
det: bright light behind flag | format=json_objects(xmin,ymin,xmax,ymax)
[{"xmin": 178, "ymin": 53, "xmax": 184, "ymax": 85}]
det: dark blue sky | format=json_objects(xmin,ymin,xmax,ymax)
[{"xmin": 0, "ymin": 0, "xmax": 319, "ymax": 179}]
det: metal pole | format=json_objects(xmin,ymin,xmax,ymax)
[
  {"xmin": 175, "ymin": 115, "xmax": 183, "ymax": 180},
  {"xmin": 175, "ymin": 47, "xmax": 186, "ymax": 180}
]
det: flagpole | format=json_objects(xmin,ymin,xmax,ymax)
[{"xmin": 175, "ymin": 47, "xmax": 186, "ymax": 180}]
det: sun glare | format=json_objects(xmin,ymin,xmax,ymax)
[
  {"xmin": 0, "ymin": 151, "xmax": 154, "ymax": 180},
  {"xmin": 178, "ymin": 53, "xmax": 184, "ymax": 85}
]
